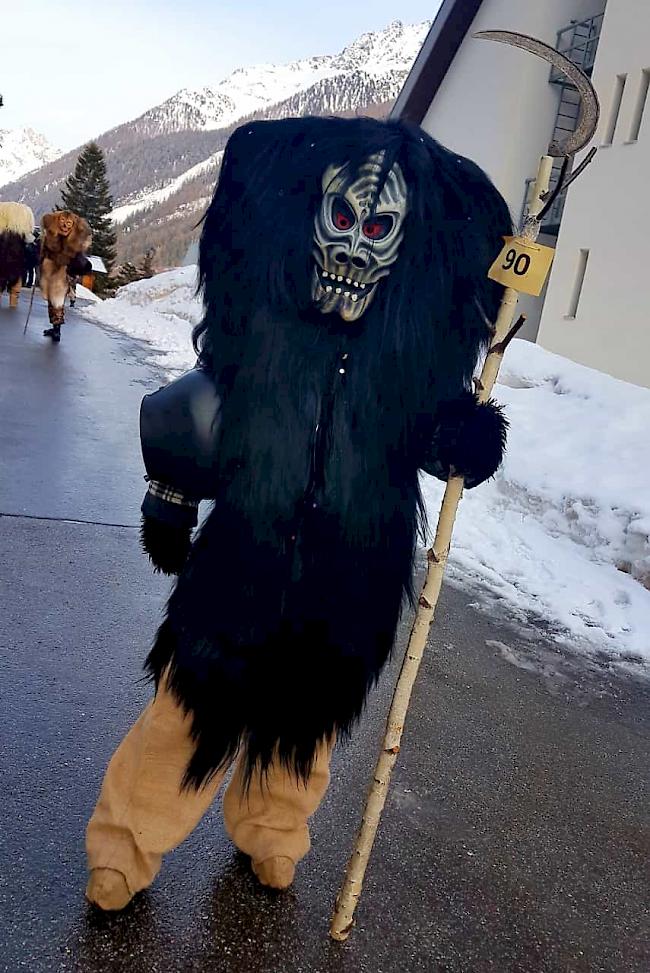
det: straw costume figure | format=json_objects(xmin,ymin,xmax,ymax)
[
  {"xmin": 0, "ymin": 202, "xmax": 35, "ymax": 308},
  {"xmin": 86, "ymin": 116, "xmax": 511, "ymax": 911}
]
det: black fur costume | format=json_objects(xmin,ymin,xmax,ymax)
[
  {"xmin": 141, "ymin": 117, "xmax": 511, "ymax": 788},
  {"xmin": 0, "ymin": 232, "xmax": 28, "ymax": 294}
]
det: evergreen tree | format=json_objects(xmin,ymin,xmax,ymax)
[
  {"xmin": 138, "ymin": 248, "xmax": 156, "ymax": 279},
  {"xmin": 60, "ymin": 142, "xmax": 117, "ymax": 294},
  {"xmin": 113, "ymin": 261, "xmax": 140, "ymax": 289}
]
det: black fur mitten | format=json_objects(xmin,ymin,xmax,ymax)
[
  {"xmin": 140, "ymin": 515, "xmax": 193, "ymax": 575},
  {"xmin": 422, "ymin": 390, "xmax": 508, "ymax": 488}
]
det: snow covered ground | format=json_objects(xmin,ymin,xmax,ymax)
[
  {"xmin": 82, "ymin": 269, "xmax": 650, "ymax": 664},
  {"xmin": 74, "ymin": 283, "xmax": 101, "ymax": 304},
  {"xmin": 422, "ymin": 347, "xmax": 650, "ymax": 664},
  {"xmin": 83, "ymin": 266, "xmax": 202, "ymax": 373}
]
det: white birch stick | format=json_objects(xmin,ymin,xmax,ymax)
[{"xmin": 330, "ymin": 156, "xmax": 554, "ymax": 942}]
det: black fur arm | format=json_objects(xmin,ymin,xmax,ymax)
[
  {"xmin": 67, "ymin": 252, "xmax": 92, "ymax": 276},
  {"xmin": 140, "ymin": 482, "xmax": 199, "ymax": 575},
  {"xmin": 420, "ymin": 391, "xmax": 508, "ymax": 489}
]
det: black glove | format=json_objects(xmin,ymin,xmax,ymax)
[
  {"xmin": 140, "ymin": 515, "xmax": 193, "ymax": 576},
  {"xmin": 422, "ymin": 390, "xmax": 507, "ymax": 489}
]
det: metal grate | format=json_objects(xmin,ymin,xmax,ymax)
[
  {"xmin": 550, "ymin": 13, "xmax": 605, "ymax": 83},
  {"xmin": 520, "ymin": 11, "xmax": 605, "ymax": 234}
]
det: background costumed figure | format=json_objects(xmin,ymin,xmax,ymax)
[
  {"xmin": 85, "ymin": 116, "xmax": 511, "ymax": 912},
  {"xmin": 0, "ymin": 202, "xmax": 35, "ymax": 308},
  {"xmin": 39, "ymin": 210, "xmax": 92, "ymax": 341}
]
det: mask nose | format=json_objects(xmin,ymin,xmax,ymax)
[{"xmin": 334, "ymin": 251, "xmax": 368, "ymax": 270}]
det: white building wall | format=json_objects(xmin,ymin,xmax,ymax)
[
  {"xmin": 537, "ymin": 0, "xmax": 650, "ymax": 388},
  {"xmin": 419, "ymin": 0, "xmax": 604, "ymax": 339}
]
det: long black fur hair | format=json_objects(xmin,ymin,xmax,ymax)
[
  {"xmin": 0, "ymin": 232, "xmax": 28, "ymax": 292},
  {"xmin": 146, "ymin": 116, "xmax": 512, "ymax": 788},
  {"xmin": 194, "ymin": 115, "xmax": 509, "ymax": 395}
]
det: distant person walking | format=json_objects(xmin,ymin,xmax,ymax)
[
  {"xmin": 23, "ymin": 227, "xmax": 41, "ymax": 288},
  {"xmin": 0, "ymin": 202, "xmax": 35, "ymax": 308},
  {"xmin": 40, "ymin": 211, "xmax": 92, "ymax": 341},
  {"xmin": 66, "ymin": 273, "xmax": 79, "ymax": 307}
]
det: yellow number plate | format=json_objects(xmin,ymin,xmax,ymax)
[{"xmin": 488, "ymin": 236, "xmax": 555, "ymax": 296}]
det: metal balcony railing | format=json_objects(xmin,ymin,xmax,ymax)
[
  {"xmin": 520, "ymin": 10, "xmax": 605, "ymax": 234},
  {"xmin": 549, "ymin": 12, "xmax": 605, "ymax": 83}
]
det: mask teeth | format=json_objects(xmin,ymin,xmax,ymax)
[{"xmin": 319, "ymin": 266, "xmax": 369, "ymax": 294}]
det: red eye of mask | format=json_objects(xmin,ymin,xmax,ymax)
[
  {"xmin": 362, "ymin": 215, "xmax": 393, "ymax": 240},
  {"xmin": 332, "ymin": 198, "xmax": 356, "ymax": 232}
]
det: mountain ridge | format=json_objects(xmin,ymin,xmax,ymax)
[
  {"xmin": 0, "ymin": 20, "xmax": 429, "ymax": 267},
  {"xmin": 0, "ymin": 127, "xmax": 61, "ymax": 189}
]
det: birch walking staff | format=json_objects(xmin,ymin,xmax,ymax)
[
  {"xmin": 330, "ymin": 31, "xmax": 600, "ymax": 942},
  {"xmin": 23, "ymin": 281, "xmax": 37, "ymax": 336}
]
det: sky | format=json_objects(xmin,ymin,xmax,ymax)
[{"xmin": 2, "ymin": 0, "xmax": 440, "ymax": 151}]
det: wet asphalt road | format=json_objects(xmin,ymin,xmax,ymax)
[{"xmin": 0, "ymin": 294, "xmax": 649, "ymax": 973}]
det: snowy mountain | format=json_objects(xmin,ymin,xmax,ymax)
[
  {"xmin": 0, "ymin": 127, "xmax": 61, "ymax": 188},
  {"xmin": 2, "ymin": 20, "xmax": 430, "ymax": 265},
  {"xmin": 135, "ymin": 21, "xmax": 428, "ymax": 137},
  {"xmin": 107, "ymin": 18, "xmax": 429, "ymax": 239},
  {"xmin": 111, "ymin": 150, "xmax": 225, "ymax": 224}
]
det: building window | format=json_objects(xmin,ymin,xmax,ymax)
[
  {"xmin": 628, "ymin": 69, "xmax": 650, "ymax": 142},
  {"xmin": 603, "ymin": 74, "xmax": 627, "ymax": 145},
  {"xmin": 567, "ymin": 249, "xmax": 590, "ymax": 319}
]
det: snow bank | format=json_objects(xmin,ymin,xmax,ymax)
[
  {"xmin": 423, "ymin": 341, "xmax": 650, "ymax": 662},
  {"xmin": 82, "ymin": 269, "xmax": 650, "ymax": 662},
  {"xmin": 82, "ymin": 266, "xmax": 202, "ymax": 374},
  {"xmin": 74, "ymin": 283, "xmax": 101, "ymax": 304}
]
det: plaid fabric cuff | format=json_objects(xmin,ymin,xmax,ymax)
[
  {"xmin": 147, "ymin": 479, "xmax": 200, "ymax": 508},
  {"xmin": 142, "ymin": 479, "xmax": 199, "ymax": 529}
]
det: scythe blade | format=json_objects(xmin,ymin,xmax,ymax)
[{"xmin": 474, "ymin": 30, "xmax": 600, "ymax": 157}]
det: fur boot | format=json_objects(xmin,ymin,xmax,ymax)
[{"xmin": 44, "ymin": 303, "xmax": 64, "ymax": 341}]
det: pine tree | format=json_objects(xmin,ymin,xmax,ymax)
[
  {"xmin": 60, "ymin": 142, "xmax": 117, "ymax": 295},
  {"xmin": 113, "ymin": 261, "xmax": 140, "ymax": 289},
  {"xmin": 138, "ymin": 248, "xmax": 156, "ymax": 279}
]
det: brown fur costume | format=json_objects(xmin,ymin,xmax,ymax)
[
  {"xmin": 0, "ymin": 202, "xmax": 34, "ymax": 307},
  {"xmin": 40, "ymin": 211, "xmax": 92, "ymax": 327}
]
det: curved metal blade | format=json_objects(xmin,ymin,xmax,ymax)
[{"xmin": 474, "ymin": 30, "xmax": 600, "ymax": 156}]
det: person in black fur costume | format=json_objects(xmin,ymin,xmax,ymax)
[
  {"xmin": 86, "ymin": 116, "xmax": 511, "ymax": 911},
  {"xmin": 0, "ymin": 202, "xmax": 35, "ymax": 307}
]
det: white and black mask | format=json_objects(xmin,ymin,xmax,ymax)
[{"xmin": 312, "ymin": 153, "xmax": 408, "ymax": 322}]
